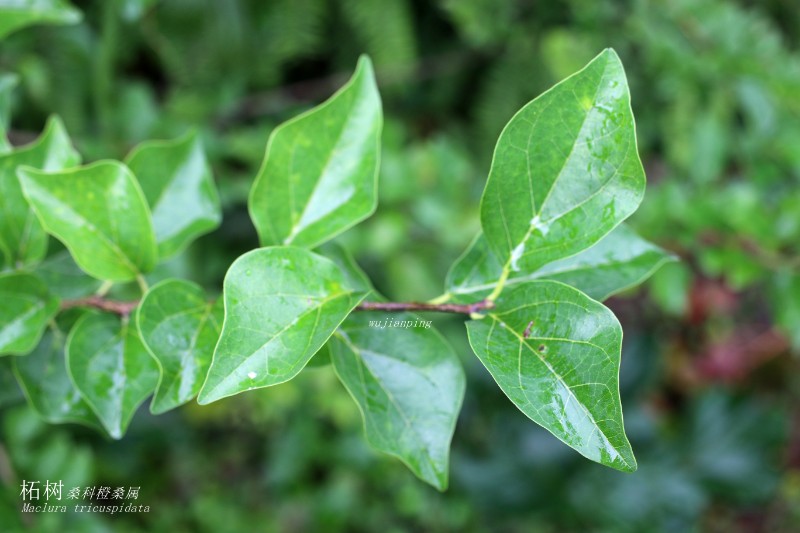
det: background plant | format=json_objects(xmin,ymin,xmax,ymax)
[{"xmin": 0, "ymin": 0, "xmax": 798, "ymax": 532}]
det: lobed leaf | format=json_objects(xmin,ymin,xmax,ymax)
[
  {"xmin": 480, "ymin": 49, "xmax": 645, "ymax": 276},
  {"xmin": 0, "ymin": 0, "xmax": 82, "ymax": 40},
  {"xmin": 249, "ymin": 56, "xmax": 382, "ymax": 249},
  {"xmin": 18, "ymin": 160, "xmax": 158, "ymax": 282},
  {"xmin": 0, "ymin": 272, "xmax": 59, "ymax": 356},
  {"xmin": 446, "ymin": 224, "xmax": 674, "ymax": 302},
  {"xmin": 65, "ymin": 312, "xmax": 159, "ymax": 439},
  {"xmin": 125, "ymin": 131, "xmax": 222, "ymax": 259},
  {"xmin": 198, "ymin": 247, "xmax": 367, "ymax": 404},
  {"xmin": 466, "ymin": 280, "xmax": 636, "ymax": 472},
  {"xmin": 330, "ymin": 313, "xmax": 465, "ymax": 490},
  {"xmin": 13, "ymin": 312, "xmax": 101, "ymax": 428},
  {"xmin": 0, "ymin": 116, "xmax": 80, "ymax": 269},
  {"xmin": 137, "ymin": 279, "xmax": 223, "ymax": 414}
]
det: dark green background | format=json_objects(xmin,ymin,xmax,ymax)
[{"xmin": 1, "ymin": 0, "xmax": 799, "ymax": 531}]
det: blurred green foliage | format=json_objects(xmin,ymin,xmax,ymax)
[{"xmin": 1, "ymin": 0, "xmax": 799, "ymax": 531}]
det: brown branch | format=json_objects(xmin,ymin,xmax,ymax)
[
  {"xmin": 60, "ymin": 296, "xmax": 139, "ymax": 317},
  {"xmin": 355, "ymin": 300, "xmax": 493, "ymax": 315},
  {"xmin": 59, "ymin": 296, "xmax": 493, "ymax": 317}
]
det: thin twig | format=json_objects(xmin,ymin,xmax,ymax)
[
  {"xmin": 59, "ymin": 296, "xmax": 494, "ymax": 317},
  {"xmin": 60, "ymin": 296, "xmax": 139, "ymax": 316}
]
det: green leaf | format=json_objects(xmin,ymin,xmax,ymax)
[
  {"xmin": 480, "ymin": 49, "xmax": 645, "ymax": 277},
  {"xmin": 330, "ymin": 314, "xmax": 465, "ymax": 490},
  {"xmin": 466, "ymin": 281, "xmax": 636, "ymax": 472},
  {"xmin": 319, "ymin": 242, "xmax": 464, "ymax": 489},
  {"xmin": 0, "ymin": 358, "xmax": 24, "ymax": 407},
  {"xmin": 125, "ymin": 131, "xmax": 222, "ymax": 259},
  {"xmin": 316, "ymin": 242, "xmax": 374, "ymax": 294},
  {"xmin": 0, "ymin": 116, "xmax": 80, "ymax": 269},
  {"xmin": 30, "ymin": 250, "xmax": 103, "ymax": 299},
  {"xmin": 0, "ymin": 272, "xmax": 59, "ymax": 356},
  {"xmin": 198, "ymin": 247, "xmax": 366, "ymax": 404},
  {"xmin": 18, "ymin": 160, "xmax": 158, "ymax": 282},
  {"xmin": 137, "ymin": 279, "xmax": 223, "ymax": 414},
  {"xmin": 13, "ymin": 314, "xmax": 100, "ymax": 428},
  {"xmin": 65, "ymin": 312, "xmax": 159, "ymax": 439},
  {"xmin": 0, "ymin": 0, "xmax": 82, "ymax": 40},
  {"xmin": 447, "ymin": 225, "xmax": 674, "ymax": 302},
  {"xmin": 249, "ymin": 56, "xmax": 382, "ymax": 249},
  {"xmin": 0, "ymin": 73, "xmax": 18, "ymax": 153}
]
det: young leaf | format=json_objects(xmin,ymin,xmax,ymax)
[
  {"xmin": 480, "ymin": 49, "xmax": 645, "ymax": 277},
  {"xmin": 0, "ymin": 0, "xmax": 82, "ymax": 40},
  {"xmin": 249, "ymin": 56, "xmax": 382, "ymax": 249},
  {"xmin": 18, "ymin": 160, "xmax": 158, "ymax": 282},
  {"xmin": 125, "ymin": 132, "xmax": 222, "ymax": 259},
  {"xmin": 330, "ymin": 314, "xmax": 465, "ymax": 490},
  {"xmin": 13, "ymin": 316, "xmax": 100, "ymax": 428},
  {"xmin": 198, "ymin": 247, "xmax": 367, "ymax": 404},
  {"xmin": 446, "ymin": 224, "xmax": 674, "ymax": 302},
  {"xmin": 0, "ymin": 73, "xmax": 18, "ymax": 153},
  {"xmin": 65, "ymin": 312, "xmax": 159, "ymax": 439},
  {"xmin": 0, "ymin": 272, "xmax": 59, "ymax": 356},
  {"xmin": 466, "ymin": 280, "xmax": 636, "ymax": 472},
  {"xmin": 137, "ymin": 279, "xmax": 223, "ymax": 414},
  {"xmin": 0, "ymin": 116, "xmax": 80, "ymax": 269}
]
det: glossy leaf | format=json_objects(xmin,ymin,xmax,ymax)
[
  {"xmin": 31, "ymin": 250, "xmax": 103, "ymax": 299},
  {"xmin": 249, "ymin": 56, "xmax": 382, "ymax": 249},
  {"xmin": 0, "ymin": 73, "xmax": 17, "ymax": 153},
  {"xmin": 137, "ymin": 279, "xmax": 223, "ymax": 414},
  {"xmin": 13, "ymin": 314, "xmax": 100, "ymax": 428},
  {"xmin": 466, "ymin": 281, "xmax": 636, "ymax": 472},
  {"xmin": 198, "ymin": 247, "xmax": 367, "ymax": 404},
  {"xmin": 480, "ymin": 49, "xmax": 645, "ymax": 276},
  {"xmin": 330, "ymin": 313, "xmax": 465, "ymax": 490},
  {"xmin": 65, "ymin": 312, "xmax": 159, "ymax": 439},
  {"xmin": 18, "ymin": 160, "xmax": 158, "ymax": 282},
  {"xmin": 447, "ymin": 224, "xmax": 674, "ymax": 302},
  {"xmin": 0, "ymin": 272, "xmax": 59, "ymax": 356},
  {"xmin": 0, "ymin": 116, "xmax": 80, "ymax": 269},
  {"xmin": 0, "ymin": 0, "xmax": 82, "ymax": 40},
  {"xmin": 125, "ymin": 132, "xmax": 222, "ymax": 259}
]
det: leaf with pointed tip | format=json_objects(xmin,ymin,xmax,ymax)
[
  {"xmin": 466, "ymin": 281, "xmax": 636, "ymax": 472},
  {"xmin": 0, "ymin": 116, "xmax": 80, "ymax": 269},
  {"xmin": 31, "ymin": 250, "xmax": 103, "ymax": 299},
  {"xmin": 13, "ymin": 311, "xmax": 101, "ymax": 428},
  {"xmin": 65, "ymin": 312, "xmax": 158, "ymax": 439},
  {"xmin": 18, "ymin": 160, "xmax": 158, "ymax": 282},
  {"xmin": 249, "ymin": 56, "xmax": 382, "ymax": 249},
  {"xmin": 319, "ymin": 243, "xmax": 464, "ymax": 489},
  {"xmin": 198, "ymin": 247, "xmax": 366, "ymax": 404},
  {"xmin": 0, "ymin": 0, "xmax": 82, "ymax": 40},
  {"xmin": 480, "ymin": 49, "xmax": 645, "ymax": 276},
  {"xmin": 0, "ymin": 272, "xmax": 59, "ymax": 356},
  {"xmin": 125, "ymin": 132, "xmax": 221, "ymax": 259},
  {"xmin": 330, "ymin": 314, "xmax": 464, "ymax": 490},
  {"xmin": 137, "ymin": 279, "xmax": 223, "ymax": 414},
  {"xmin": 0, "ymin": 73, "xmax": 18, "ymax": 153},
  {"xmin": 446, "ymin": 225, "xmax": 674, "ymax": 302}
]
